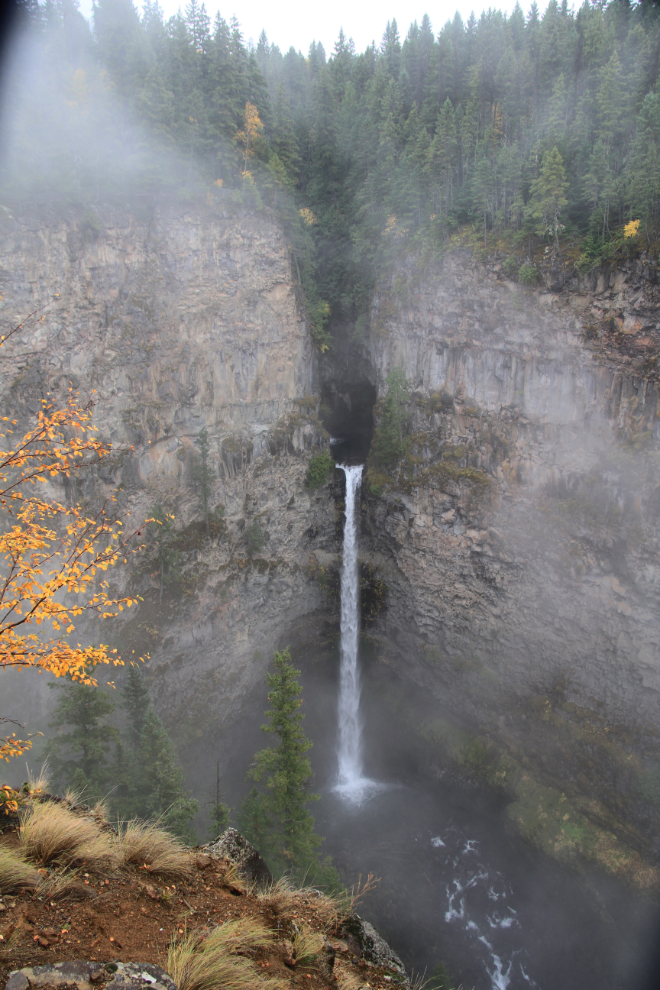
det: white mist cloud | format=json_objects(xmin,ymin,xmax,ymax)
[{"xmin": 76, "ymin": 0, "xmax": 551, "ymax": 57}]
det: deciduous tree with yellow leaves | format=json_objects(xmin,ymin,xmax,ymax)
[{"xmin": 0, "ymin": 336, "xmax": 145, "ymax": 761}]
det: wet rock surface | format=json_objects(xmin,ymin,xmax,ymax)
[
  {"xmin": 5, "ymin": 963, "xmax": 177, "ymax": 990},
  {"xmin": 204, "ymin": 827, "xmax": 273, "ymax": 885}
]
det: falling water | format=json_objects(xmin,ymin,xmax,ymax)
[{"xmin": 334, "ymin": 463, "xmax": 381, "ymax": 804}]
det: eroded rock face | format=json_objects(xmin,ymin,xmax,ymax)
[
  {"xmin": 355, "ymin": 254, "xmax": 660, "ymax": 735},
  {"xmin": 2, "ymin": 203, "xmax": 659, "ymax": 861},
  {"xmin": 0, "ymin": 203, "xmax": 338, "ymax": 736}
]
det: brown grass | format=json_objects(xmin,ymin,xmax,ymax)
[
  {"xmin": 19, "ymin": 801, "xmax": 118, "ymax": 871},
  {"xmin": 117, "ymin": 820, "xmax": 192, "ymax": 879},
  {"xmin": 167, "ymin": 918, "xmax": 285, "ymax": 990},
  {"xmin": 292, "ymin": 924, "xmax": 326, "ymax": 965},
  {"xmin": 0, "ymin": 845, "xmax": 40, "ymax": 894},
  {"xmin": 333, "ymin": 962, "xmax": 366, "ymax": 990},
  {"xmin": 255, "ymin": 876, "xmax": 301, "ymax": 914},
  {"xmin": 37, "ymin": 867, "xmax": 83, "ymax": 901}
]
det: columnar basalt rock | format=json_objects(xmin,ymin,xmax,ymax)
[
  {"xmin": 360, "ymin": 254, "xmax": 660, "ymax": 735},
  {"xmin": 2, "ymin": 203, "xmax": 660, "ymax": 826},
  {"xmin": 0, "ymin": 203, "xmax": 338, "ymax": 735}
]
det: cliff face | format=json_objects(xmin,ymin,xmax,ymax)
[
  {"xmin": 359, "ymin": 254, "xmax": 660, "ymax": 732},
  {"xmin": 2, "ymin": 203, "xmax": 660, "ymax": 870},
  {"xmin": 0, "ymin": 202, "xmax": 337, "ymax": 738}
]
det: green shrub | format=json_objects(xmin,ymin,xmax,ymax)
[
  {"xmin": 502, "ymin": 256, "xmax": 519, "ymax": 279},
  {"xmin": 518, "ymin": 263, "xmax": 538, "ymax": 287},
  {"xmin": 371, "ymin": 367, "xmax": 411, "ymax": 467},
  {"xmin": 245, "ymin": 521, "xmax": 266, "ymax": 556},
  {"xmin": 308, "ymin": 299, "xmax": 332, "ymax": 353},
  {"xmin": 305, "ymin": 450, "xmax": 334, "ymax": 489}
]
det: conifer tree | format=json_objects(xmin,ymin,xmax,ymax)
[
  {"xmin": 150, "ymin": 504, "xmax": 181, "ymax": 602},
  {"xmin": 122, "ymin": 663, "xmax": 150, "ymax": 750},
  {"xmin": 238, "ymin": 648, "xmax": 320, "ymax": 874},
  {"xmin": 208, "ymin": 761, "xmax": 230, "ymax": 838},
  {"xmin": 194, "ymin": 429, "xmax": 214, "ymax": 537},
  {"xmin": 138, "ymin": 708, "xmax": 199, "ymax": 841},
  {"xmin": 46, "ymin": 678, "xmax": 118, "ymax": 804},
  {"xmin": 528, "ymin": 144, "xmax": 568, "ymax": 253},
  {"xmin": 371, "ymin": 367, "xmax": 411, "ymax": 467}
]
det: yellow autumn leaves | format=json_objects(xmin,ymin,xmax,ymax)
[{"xmin": 0, "ymin": 392, "xmax": 146, "ymax": 761}]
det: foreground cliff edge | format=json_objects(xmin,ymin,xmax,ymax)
[
  {"xmin": 0, "ymin": 795, "xmax": 408, "ymax": 990},
  {"xmin": 2, "ymin": 200, "xmax": 660, "ymax": 885}
]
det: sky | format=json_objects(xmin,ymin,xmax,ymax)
[{"xmin": 77, "ymin": 0, "xmax": 549, "ymax": 56}]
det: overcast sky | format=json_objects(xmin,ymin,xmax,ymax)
[{"xmin": 78, "ymin": 0, "xmax": 548, "ymax": 56}]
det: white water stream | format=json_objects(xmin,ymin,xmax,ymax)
[{"xmin": 334, "ymin": 463, "xmax": 382, "ymax": 804}]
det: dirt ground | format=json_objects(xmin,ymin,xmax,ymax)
[{"xmin": 0, "ymin": 838, "xmax": 404, "ymax": 990}]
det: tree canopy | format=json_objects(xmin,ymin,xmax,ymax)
[{"xmin": 6, "ymin": 0, "xmax": 660, "ymax": 338}]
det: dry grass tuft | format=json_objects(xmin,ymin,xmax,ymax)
[
  {"xmin": 329, "ymin": 873, "xmax": 380, "ymax": 931},
  {"xmin": 255, "ymin": 876, "xmax": 304, "ymax": 915},
  {"xmin": 255, "ymin": 877, "xmax": 341, "ymax": 934},
  {"xmin": 27, "ymin": 763, "xmax": 51, "ymax": 795},
  {"xmin": 168, "ymin": 917, "xmax": 285, "ymax": 990},
  {"xmin": 92, "ymin": 801, "xmax": 109, "ymax": 824},
  {"xmin": 37, "ymin": 866, "xmax": 83, "ymax": 901},
  {"xmin": 217, "ymin": 860, "xmax": 246, "ymax": 893},
  {"xmin": 333, "ymin": 962, "xmax": 367, "ymax": 990},
  {"xmin": 292, "ymin": 924, "xmax": 326, "ymax": 965},
  {"xmin": 0, "ymin": 845, "xmax": 41, "ymax": 893},
  {"xmin": 118, "ymin": 820, "xmax": 192, "ymax": 879},
  {"xmin": 19, "ymin": 801, "xmax": 118, "ymax": 871}
]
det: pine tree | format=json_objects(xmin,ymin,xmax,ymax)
[
  {"xmin": 138, "ymin": 709, "xmax": 199, "ymax": 841},
  {"xmin": 122, "ymin": 663, "xmax": 150, "ymax": 751},
  {"xmin": 371, "ymin": 367, "xmax": 411, "ymax": 467},
  {"xmin": 527, "ymin": 145, "xmax": 568, "ymax": 253},
  {"xmin": 208, "ymin": 761, "xmax": 230, "ymax": 839},
  {"xmin": 45, "ymin": 677, "xmax": 118, "ymax": 804},
  {"xmin": 239, "ymin": 648, "xmax": 320, "ymax": 874},
  {"xmin": 150, "ymin": 504, "xmax": 181, "ymax": 602},
  {"xmin": 194, "ymin": 429, "xmax": 214, "ymax": 537}
]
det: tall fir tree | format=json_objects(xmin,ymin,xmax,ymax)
[{"xmin": 238, "ymin": 648, "xmax": 320, "ymax": 874}]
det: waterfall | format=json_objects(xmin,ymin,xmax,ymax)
[{"xmin": 335, "ymin": 464, "xmax": 380, "ymax": 804}]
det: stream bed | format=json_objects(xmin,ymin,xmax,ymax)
[{"xmin": 317, "ymin": 780, "xmax": 659, "ymax": 990}]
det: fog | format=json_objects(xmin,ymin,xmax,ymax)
[{"xmin": 1, "ymin": 2, "xmax": 660, "ymax": 989}]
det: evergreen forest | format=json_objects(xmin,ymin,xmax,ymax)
[{"xmin": 3, "ymin": 0, "xmax": 660, "ymax": 340}]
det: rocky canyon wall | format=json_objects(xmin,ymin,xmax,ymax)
[
  {"xmin": 2, "ymin": 202, "xmax": 660, "ymax": 872},
  {"xmin": 358, "ymin": 253, "xmax": 660, "ymax": 732},
  {"xmin": 0, "ymin": 201, "xmax": 338, "ymax": 741}
]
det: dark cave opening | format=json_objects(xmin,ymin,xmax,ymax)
[{"xmin": 320, "ymin": 379, "xmax": 377, "ymax": 465}]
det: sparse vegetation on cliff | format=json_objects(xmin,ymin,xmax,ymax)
[
  {"xmin": 0, "ymin": 791, "xmax": 397, "ymax": 990},
  {"xmin": 370, "ymin": 369, "xmax": 411, "ymax": 470},
  {"xmin": 305, "ymin": 450, "xmax": 334, "ymax": 489}
]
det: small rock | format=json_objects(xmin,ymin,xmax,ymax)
[
  {"xmin": 204, "ymin": 828, "xmax": 272, "ymax": 886},
  {"xmin": 144, "ymin": 885, "xmax": 160, "ymax": 901},
  {"xmin": 195, "ymin": 854, "xmax": 212, "ymax": 870},
  {"xmin": 6, "ymin": 974, "xmax": 29, "ymax": 990}
]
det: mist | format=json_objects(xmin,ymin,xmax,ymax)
[{"xmin": 2, "ymin": 1, "xmax": 660, "ymax": 989}]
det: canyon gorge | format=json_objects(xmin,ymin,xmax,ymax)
[{"xmin": 2, "ymin": 198, "xmax": 660, "ymax": 988}]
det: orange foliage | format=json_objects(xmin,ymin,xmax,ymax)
[{"xmin": 0, "ymin": 367, "xmax": 148, "ymax": 767}]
